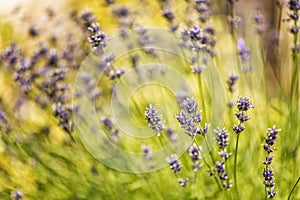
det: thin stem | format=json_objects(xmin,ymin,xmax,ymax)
[
  {"xmin": 288, "ymin": 177, "xmax": 300, "ymax": 200},
  {"xmin": 194, "ymin": 138, "xmax": 222, "ymax": 191},
  {"xmin": 234, "ymin": 133, "xmax": 240, "ymax": 199},
  {"xmin": 204, "ymin": 136, "xmax": 216, "ymax": 164}
]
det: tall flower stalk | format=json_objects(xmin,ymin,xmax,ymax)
[
  {"xmin": 232, "ymin": 96, "xmax": 254, "ymax": 198},
  {"xmin": 262, "ymin": 125, "xmax": 281, "ymax": 199},
  {"xmin": 176, "ymin": 97, "xmax": 221, "ymax": 190},
  {"xmin": 214, "ymin": 128, "xmax": 232, "ymax": 190},
  {"xmin": 145, "ymin": 104, "xmax": 165, "ymax": 136}
]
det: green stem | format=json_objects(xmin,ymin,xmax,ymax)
[
  {"xmin": 288, "ymin": 177, "xmax": 300, "ymax": 200},
  {"xmin": 194, "ymin": 138, "xmax": 222, "ymax": 191},
  {"xmin": 234, "ymin": 133, "xmax": 240, "ymax": 199},
  {"xmin": 204, "ymin": 136, "xmax": 216, "ymax": 164}
]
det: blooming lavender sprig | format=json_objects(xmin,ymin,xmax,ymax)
[
  {"xmin": 233, "ymin": 96, "xmax": 254, "ymax": 135},
  {"xmin": 262, "ymin": 126, "xmax": 281, "ymax": 198},
  {"xmin": 87, "ymin": 23, "xmax": 107, "ymax": 50},
  {"xmin": 166, "ymin": 154, "xmax": 181, "ymax": 174},
  {"xmin": 237, "ymin": 39, "xmax": 253, "ymax": 73},
  {"xmin": 145, "ymin": 104, "xmax": 165, "ymax": 136},
  {"xmin": 101, "ymin": 117, "xmax": 119, "ymax": 143},
  {"xmin": 178, "ymin": 178, "xmax": 188, "ymax": 187},
  {"xmin": 11, "ymin": 190, "xmax": 23, "ymax": 200},
  {"xmin": 227, "ymin": 73, "xmax": 239, "ymax": 94},
  {"xmin": 253, "ymin": 12, "xmax": 265, "ymax": 34},
  {"xmin": 233, "ymin": 96, "xmax": 254, "ymax": 196},
  {"xmin": 141, "ymin": 144, "xmax": 153, "ymax": 161},
  {"xmin": 227, "ymin": 73, "xmax": 239, "ymax": 108},
  {"xmin": 214, "ymin": 128, "xmax": 232, "ymax": 189},
  {"xmin": 188, "ymin": 143, "xmax": 203, "ymax": 172},
  {"xmin": 161, "ymin": 7, "xmax": 178, "ymax": 32},
  {"xmin": 175, "ymin": 97, "xmax": 208, "ymax": 137},
  {"xmin": 194, "ymin": 0, "xmax": 212, "ymax": 23},
  {"xmin": 181, "ymin": 25, "xmax": 215, "ymax": 56}
]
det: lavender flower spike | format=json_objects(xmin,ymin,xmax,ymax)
[
  {"xmin": 145, "ymin": 104, "xmax": 164, "ymax": 136},
  {"xmin": 176, "ymin": 97, "xmax": 205, "ymax": 137},
  {"xmin": 262, "ymin": 125, "xmax": 281, "ymax": 198},
  {"xmin": 166, "ymin": 154, "xmax": 181, "ymax": 174}
]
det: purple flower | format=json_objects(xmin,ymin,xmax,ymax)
[
  {"xmin": 162, "ymin": 8, "xmax": 175, "ymax": 22},
  {"xmin": 141, "ymin": 144, "xmax": 153, "ymax": 161},
  {"xmin": 262, "ymin": 126, "xmax": 280, "ymax": 198},
  {"xmin": 227, "ymin": 73, "xmax": 239, "ymax": 93},
  {"xmin": 176, "ymin": 97, "xmax": 206, "ymax": 137},
  {"xmin": 178, "ymin": 178, "xmax": 188, "ymax": 187},
  {"xmin": 166, "ymin": 154, "xmax": 181, "ymax": 174},
  {"xmin": 88, "ymin": 23, "xmax": 106, "ymax": 49},
  {"xmin": 11, "ymin": 190, "xmax": 23, "ymax": 200},
  {"xmin": 237, "ymin": 39, "xmax": 251, "ymax": 62},
  {"xmin": 236, "ymin": 96, "xmax": 255, "ymax": 112},
  {"xmin": 145, "ymin": 104, "xmax": 164, "ymax": 136},
  {"xmin": 214, "ymin": 128, "xmax": 229, "ymax": 149}
]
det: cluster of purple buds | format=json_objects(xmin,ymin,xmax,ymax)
[
  {"xmin": 227, "ymin": 73, "xmax": 239, "ymax": 93},
  {"xmin": 53, "ymin": 103, "xmax": 74, "ymax": 134},
  {"xmin": 87, "ymin": 23, "xmax": 107, "ymax": 50},
  {"xmin": 161, "ymin": 7, "xmax": 178, "ymax": 32},
  {"xmin": 214, "ymin": 128, "xmax": 229, "ymax": 149},
  {"xmin": 181, "ymin": 25, "xmax": 215, "ymax": 57},
  {"xmin": 175, "ymin": 97, "xmax": 208, "ymax": 137},
  {"xmin": 166, "ymin": 128, "xmax": 177, "ymax": 142},
  {"xmin": 112, "ymin": 6, "xmax": 130, "ymax": 19},
  {"xmin": 101, "ymin": 117, "xmax": 119, "ymax": 143},
  {"xmin": 188, "ymin": 143, "xmax": 203, "ymax": 172},
  {"xmin": 253, "ymin": 12, "xmax": 265, "ymax": 34},
  {"xmin": 1, "ymin": 43, "xmax": 20, "ymax": 68},
  {"xmin": 285, "ymin": 1, "xmax": 300, "ymax": 52},
  {"xmin": 11, "ymin": 190, "xmax": 23, "ymax": 200},
  {"xmin": 286, "ymin": 0, "xmax": 300, "ymax": 13},
  {"xmin": 166, "ymin": 154, "xmax": 181, "ymax": 174},
  {"xmin": 262, "ymin": 126, "xmax": 281, "ymax": 198},
  {"xmin": 0, "ymin": 110, "xmax": 11, "ymax": 133},
  {"xmin": 237, "ymin": 39, "xmax": 253, "ymax": 72},
  {"xmin": 213, "ymin": 161, "xmax": 232, "ymax": 189},
  {"xmin": 141, "ymin": 144, "xmax": 153, "ymax": 161},
  {"xmin": 162, "ymin": 7, "xmax": 175, "ymax": 22},
  {"xmin": 178, "ymin": 178, "xmax": 188, "ymax": 187},
  {"xmin": 263, "ymin": 168, "xmax": 276, "ymax": 198},
  {"xmin": 194, "ymin": 0, "xmax": 212, "ymax": 23},
  {"xmin": 214, "ymin": 128, "xmax": 232, "ymax": 189},
  {"xmin": 233, "ymin": 96, "xmax": 254, "ymax": 134},
  {"xmin": 136, "ymin": 27, "xmax": 156, "ymax": 56},
  {"xmin": 80, "ymin": 10, "xmax": 96, "ymax": 28},
  {"xmin": 145, "ymin": 104, "xmax": 165, "ymax": 136}
]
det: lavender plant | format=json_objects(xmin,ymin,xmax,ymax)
[
  {"xmin": 175, "ymin": 97, "xmax": 207, "ymax": 137},
  {"xmin": 0, "ymin": 0, "xmax": 300, "ymax": 199},
  {"xmin": 214, "ymin": 128, "xmax": 232, "ymax": 190},
  {"xmin": 262, "ymin": 125, "xmax": 281, "ymax": 198},
  {"xmin": 233, "ymin": 96, "xmax": 254, "ymax": 197},
  {"xmin": 145, "ymin": 104, "xmax": 165, "ymax": 136}
]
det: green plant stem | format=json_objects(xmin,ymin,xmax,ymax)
[
  {"xmin": 291, "ymin": 18, "xmax": 300, "ymax": 173},
  {"xmin": 288, "ymin": 177, "xmax": 300, "ymax": 200},
  {"xmin": 234, "ymin": 133, "xmax": 240, "ymax": 199},
  {"xmin": 194, "ymin": 138, "xmax": 222, "ymax": 191},
  {"xmin": 204, "ymin": 136, "xmax": 216, "ymax": 164}
]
